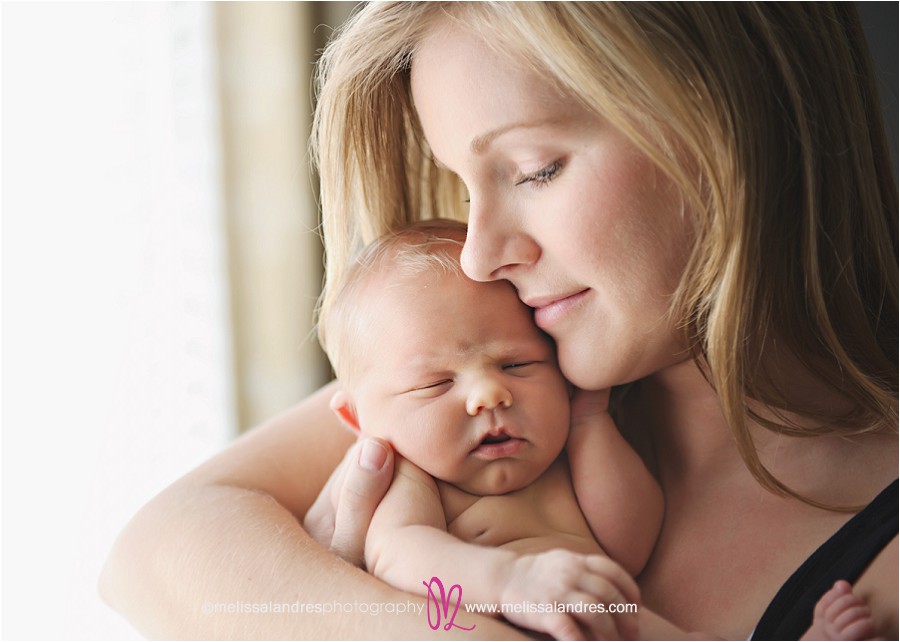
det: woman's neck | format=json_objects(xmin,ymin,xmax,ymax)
[
  {"xmin": 632, "ymin": 359, "xmax": 738, "ymax": 481},
  {"xmin": 632, "ymin": 357, "xmax": 897, "ymax": 507}
]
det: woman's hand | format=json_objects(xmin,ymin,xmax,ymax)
[{"xmin": 303, "ymin": 437, "xmax": 395, "ymax": 567}]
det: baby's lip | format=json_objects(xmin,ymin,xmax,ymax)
[
  {"xmin": 470, "ymin": 429, "xmax": 526, "ymax": 459},
  {"xmin": 470, "ymin": 427, "xmax": 521, "ymax": 453}
]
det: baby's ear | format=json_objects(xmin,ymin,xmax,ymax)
[{"xmin": 329, "ymin": 390, "xmax": 361, "ymax": 433}]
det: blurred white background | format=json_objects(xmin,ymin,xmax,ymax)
[
  {"xmin": 3, "ymin": 4, "xmax": 235, "ymax": 639},
  {"xmin": 2, "ymin": 2, "xmax": 353, "ymax": 639}
]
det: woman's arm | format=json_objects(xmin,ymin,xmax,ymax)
[{"xmin": 99, "ymin": 382, "xmax": 523, "ymax": 639}]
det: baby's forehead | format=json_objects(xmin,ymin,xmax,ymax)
[
  {"xmin": 346, "ymin": 263, "xmax": 460, "ymax": 327},
  {"xmin": 342, "ymin": 268, "xmax": 458, "ymax": 377},
  {"xmin": 365, "ymin": 263, "xmax": 507, "ymax": 308},
  {"xmin": 354, "ymin": 267, "xmax": 463, "ymax": 326},
  {"xmin": 361, "ymin": 268, "xmax": 535, "ymax": 341}
]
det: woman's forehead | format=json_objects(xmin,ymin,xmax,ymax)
[{"xmin": 410, "ymin": 24, "xmax": 574, "ymax": 167}]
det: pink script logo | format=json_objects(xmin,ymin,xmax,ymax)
[{"xmin": 422, "ymin": 577, "xmax": 476, "ymax": 632}]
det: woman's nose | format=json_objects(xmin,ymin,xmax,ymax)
[
  {"xmin": 466, "ymin": 376, "xmax": 513, "ymax": 416},
  {"xmin": 460, "ymin": 200, "xmax": 540, "ymax": 282}
]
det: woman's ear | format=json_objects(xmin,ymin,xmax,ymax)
[{"xmin": 330, "ymin": 390, "xmax": 361, "ymax": 433}]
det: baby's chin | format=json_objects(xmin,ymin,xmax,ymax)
[{"xmin": 448, "ymin": 465, "xmax": 544, "ymax": 497}]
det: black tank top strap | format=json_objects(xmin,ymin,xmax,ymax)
[{"xmin": 752, "ymin": 478, "xmax": 898, "ymax": 640}]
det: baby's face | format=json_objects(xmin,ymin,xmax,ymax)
[{"xmin": 349, "ymin": 270, "xmax": 570, "ymax": 495}]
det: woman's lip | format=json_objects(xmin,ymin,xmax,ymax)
[{"xmin": 529, "ymin": 289, "xmax": 590, "ymax": 329}]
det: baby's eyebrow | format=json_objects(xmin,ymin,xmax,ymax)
[
  {"xmin": 493, "ymin": 338, "xmax": 551, "ymax": 356},
  {"xmin": 403, "ymin": 354, "xmax": 450, "ymax": 376},
  {"xmin": 401, "ymin": 340, "xmax": 550, "ymax": 373}
]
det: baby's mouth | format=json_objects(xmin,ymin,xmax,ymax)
[{"xmin": 470, "ymin": 429, "xmax": 524, "ymax": 458}]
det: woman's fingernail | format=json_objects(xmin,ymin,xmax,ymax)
[{"xmin": 359, "ymin": 440, "xmax": 388, "ymax": 471}]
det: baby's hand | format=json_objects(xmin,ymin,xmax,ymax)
[
  {"xmin": 570, "ymin": 388, "xmax": 612, "ymax": 425},
  {"xmin": 568, "ymin": 388, "xmax": 618, "ymax": 453},
  {"xmin": 499, "ymin": 549, "xmax": 640, "ymax": 640}
]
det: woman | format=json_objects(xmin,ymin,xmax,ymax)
[{"xmin": 101, "ymin": 3, "xmax": 897, "ymax": 639}]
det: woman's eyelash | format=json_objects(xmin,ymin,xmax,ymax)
[
  {"xmin": 516, "ymin": 161, "xmax": 562, "ymax": 187},
  {"xmin": 461, "ymin": 160, "xmax": 563, "ymax": 202}
]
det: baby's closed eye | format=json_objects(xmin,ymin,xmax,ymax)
[
  {"xmin": 408, "ymin": 379, "xmax": 453, "ymax": 398},
  {"xmin": 502, "ymin": 362, "xmax": 541, "ymax": 375}
]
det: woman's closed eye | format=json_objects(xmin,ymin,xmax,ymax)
[
  {"xmin": 515, "ymin": 160, "xmax": 563, "ymax": 188},
  {"xmin": 460, "ymin": 159, "xmax": 563, "ymax": 203}
]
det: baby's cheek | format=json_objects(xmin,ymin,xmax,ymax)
[
  {"xmin": 533, "ymin": 378, "xmax": 571, "ymax": 423},
  {"xmin": 399, "ymin": 407, "xmax": 458, "ymax": 464}
]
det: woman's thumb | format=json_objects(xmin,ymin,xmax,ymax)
[{"xmin": 330, "ymin": 438, "xmax": 394, "ymax": 567}]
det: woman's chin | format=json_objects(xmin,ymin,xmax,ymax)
[{"xmin": 557, "ymin": 344, "xmax": 612, "ymax": 391}]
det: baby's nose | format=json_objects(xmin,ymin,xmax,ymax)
[{"xmin": 466, "ymin": 377, "xmax": 512, "ymax": 416}]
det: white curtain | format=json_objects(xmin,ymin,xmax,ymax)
[
  {"xmin": 3, "ymin": 2, "xmax": 353, "ymax": 638},
  {"xmin": 215, "ymin": 2, "xmax": 354, "ymax": 431}
]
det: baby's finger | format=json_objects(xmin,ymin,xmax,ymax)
[
  {"xmin": 578, "ymin": 570, "xmax": 638, "ymax": 640},
  {"xmin": 839, "ymin": 616, "xmax": 876, "ymax": 641},
  {"xmin": 572, "ymin": 594, "xmax": 640, "ymax": 640},
  {"xmin": 607, "ymin": 605, "xmax": 638, "ymax": 642},
  {"xmin": 833, "ymin": 605, "xmax": 874, "ymax": 635},
  {"xmin": 565, "ymin": 591, "xmax": 620, "ymax": 640},
  {"xmin": 584, "ymin": 556, "xmax": 641, "ymax": 605},
  {"xmin": 577, "ymin": 573, "xmax": 627, "ymax": 605},
  {"xmin": 824, "ymin": 593, "xmax": 865, "ymax": 622},
  {"xmin": 543, "ymin": 611, "xmax": 587, "ymax": 641},
  {"xmin": 814, "ymin": 580, "xmax": 850, "ymax": 620}
]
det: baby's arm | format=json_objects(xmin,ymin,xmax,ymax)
[
  {"xmin": 566, "ymin": 389, "xmax": 664, "ymax": 576},
  {"xmin": 365, "ymin": 457, "xmax": 640, "ymax": 640},
  {"xmin": 364, "ymin": 457, "xmax": 514, "ymax": 604}
]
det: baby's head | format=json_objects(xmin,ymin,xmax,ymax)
[{"xmin": 321, "ymin": 220, "xmax": 571, "ymax": 496}]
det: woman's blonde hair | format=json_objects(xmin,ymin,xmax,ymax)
[{"xmin": 312, "ymin": 2, "xmax": 898, "ymax": 507}]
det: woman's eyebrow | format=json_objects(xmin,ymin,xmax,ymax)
[
  {"xmin": 428, "ymin": 116, "xmax": 566, "ymax": 168},
  {"xmin": 470, "ymin": 116, "xmax": 565, "ymax": 154}
]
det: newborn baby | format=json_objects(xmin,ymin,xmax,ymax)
[{"xmin": 317, "ymin": 219, "xmax": 874, "ymax": 641}]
